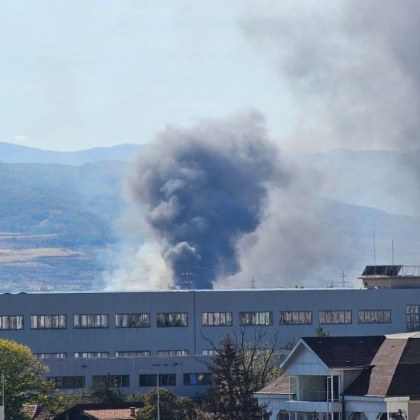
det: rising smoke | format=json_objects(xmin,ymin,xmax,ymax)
[
  {"xmin": 240, "ymin": 0, "xmax": 420, "ymax": 152},
  {"xmin": 124, "ymin": 111, "xmax": 286, "ymax": 289},
  {"xmin": 108, "ymin": 1, "xmax": 420, "ymax": 290}
]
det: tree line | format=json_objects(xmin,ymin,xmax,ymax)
[{"xmin": 0, "ymin": 329, "xmax": 283, "ymax": 419}]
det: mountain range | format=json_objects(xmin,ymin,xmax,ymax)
[
  {"xmin": 1, "ymin": 141, "xmax": 420, "ymax": 291},
  {"xmin": 0, "ymin": 142, "xmax": 145, "ymax": 165}
]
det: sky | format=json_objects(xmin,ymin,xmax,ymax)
[
  {"xmin": 2, "ymin": 1, "xmax": 419, "ymax": 153},
  {"xmin": 0, "ymin": 0, "xmax": 296, "ymax": 152}
]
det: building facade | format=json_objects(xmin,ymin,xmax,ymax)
[{"xmin": 1, "ymin": 284, "xmax": 420, "ymax": 396}]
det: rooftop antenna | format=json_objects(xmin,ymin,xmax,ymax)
[
  {"xmin": 373, "ymin": 229, "xmax": 377, "ymax": 274},
  {"xmin": 251, "ymin": 277, "xmax": 256, "ymax": 289},
  {"xmin": 392, "ymin": 239, "xmax": 395, "ymax": 267}
]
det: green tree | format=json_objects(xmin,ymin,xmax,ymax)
[
  {"xmin": 136, "ymin": 388, "xmax": 197, "ymax": 420},
  {"xmin": 203, "ymin": 330, "xmax": 281, "ymax": 420},
  {"xmin": 0, "ymin": 339, "xmax": 51, "ymax": 420},
  {"xmin": 315, "ymin": 326, "xmax": 329, "ymax": 337}
]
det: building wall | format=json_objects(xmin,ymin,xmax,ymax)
[{"xmin": 0, "ymin": 287, "xmax": 418, "ymax": 395}]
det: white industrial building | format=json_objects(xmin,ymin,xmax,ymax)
[{"xmin": 0, "ymin": 265, "xmax": 420, "ymax": 397}]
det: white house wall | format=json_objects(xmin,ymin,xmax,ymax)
[
  {"xmin": 345, "ymin": 396, "xmax": 386, "ymax": 420},
  {"xmin": 286, "ymin": 345, "xmax": 329, "ymax": 376}
]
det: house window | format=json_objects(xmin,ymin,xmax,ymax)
[
  {"xmin": 139, "ymin": 374, "xmax": 176, "ymax": 387},
  {"xmin": 74, "ymin": 352, "xmax": 109, "ymax": 359},
  {"xmin": 31, "ymin": 315, "xmax": 66, "ymax": 329},
  {"xmin": 157, "ymin": 313, "xmax": 188, "ymax": 327},
  {"xmin": 73, "ymin": 314, "xmax": 109, "ymax": 328},
  {"xmin": 183, "ymin": 373, "xmax": 212, "ymax": 386},
  {"xmin": 34, "ymin": 353, "xmax": 67, "ymax": 360},
  {"xmin": 202, "ymin": 312, "xmax": 232, "ymax": 326},
  {"xmin": 115, "ymin": 313, "xmax": 150, "ymax": 328},
  {"xmin": 92, "ymin": 375, "xmax": 130, "ymax": 388},
  {"xmin": 49, "ymin": 376, "xmax": 85, "ymax": 389},
  {"xmin": 115, "ymin": 351, "xmax": 151, "ymax": 358},
  {"xmin": 406, "ymin": 305, "xmax": 420, "ymax": 331},
  {"xmin": 157, "ymin": 350, "xmax": 189, "ymax": 356},
  {"xmin": 279, "ymin": 311, "xmax": 312, "ymax": 325},
  {"xmin": 0, "ymin": 315, "xmax": 23, "ymax": 330},
  {"xmin": 319, "ymin": 310, "xmax": 352, "ymax": 324},
  {"xmin": 239, "ymin": 312, "xmax": 273, "ymax": 326},
  {"xmin": 358, "ymin": 310, "xmax": 391, "ymax": 324}
]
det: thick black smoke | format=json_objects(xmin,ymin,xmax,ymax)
[{"xmin": 126, "ymin": 111, "xmax": 285, "ymax": 289}]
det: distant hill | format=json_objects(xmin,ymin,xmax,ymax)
[
  {"xmin": 0, "ymin": 161, "xmax": 128, "ymax": 292},
  {"xmin": 1, "ymin": 145, "xmax": 420, "ymax": 291},
  {"xmin": 0, "ymin": 142, "xmax": 146, "ymax": 165}
]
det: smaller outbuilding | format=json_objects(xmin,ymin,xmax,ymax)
[
  {"xmin": 255, "ymin": 333, "xmax": 420, "ymax": 420},
  {"xmin": 54, "ymin": 402, "xmax": 143, "ymax": 420}
]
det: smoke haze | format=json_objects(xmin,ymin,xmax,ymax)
[{"xmin": 240, "ymin": 0, "xmax": 420, "ymax": 152}]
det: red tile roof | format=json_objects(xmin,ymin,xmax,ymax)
[{"xmin": 83, "ymin": 408, "xmax": 139, "ymax": 420}]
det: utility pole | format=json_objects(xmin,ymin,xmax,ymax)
[
  {"xmin": 0, "ymin": 370, "xmax": 4, "ymax": 420},
  {"xmin": 156, "ymin": 372, "xmax": 160, "ymax": 420}
]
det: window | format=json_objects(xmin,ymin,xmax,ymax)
[
  {"xmin": 157, "ymin": 313, "xmax": 188, "ymax": 327},
  {"xmin": 115, "ymin": 351, "xmax": 151, "ymax": 358},
  {"xmin": 73, "ymin": 314, "xmax": 109, "ymax": 329},
  {"xmin": 202, "ymin": 312, "xmax": 232, "ymax": 326},
  {"xmin": 92, "ymin": 375, "xmax": 130, "ymax": 388},
  {"xmin": 49, "ymin": 376, "xmax": 85, "ymax": 389},
  {"xmin": 139, "ymin": 374, "xmax": 176, "ymax": 387},
  {"xmin": 407, "ymin": 305, "xmax": 420, "ymax": 331},
  {"xmin": 74, "ymin": 352, "xmax": 109, "ymax": 359},
  {"xmin": 0, "ymin": 315, "xmax": 23, "ymax": 330},
  {"xmin": 157, "ymin": 350, "xmax": 189, "ymax": 356},
  {"xmin": 34, "ymin": 353, "xmax": 67, "ymax": 360},
  {"xmin": 279, "ymin": 311, "xmax": 312, "ymax": 325},
  {"xmin": 239, "ymin": 312, "xmax": 272, "ymax": 326},
  {"xmin": 319, "ymin": 310, "xmax": 352, "ymax": 325},
  {"xmin": 115, "ymin": 313, "xmax": 150, "ymax": 328},
  {"xmin": 358, "ymin": 310, "xmax": 391, "ymax": 324},
  {"xmin": 183, "ymin": 373, "xmax": 212, "ymax": 386},
  {"xmin": 202, "ymin": 349, "xmax": 218, "ymax": 356},
  {"xmin": 31, "ymin": 315, "xmax": 66, "ymax": 329}
]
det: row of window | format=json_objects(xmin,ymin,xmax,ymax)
[
  {"xmin": 204, "ymin": 309, "xmax": 391, "ymax": 326},
  {"xmin": 406, "ymin": 305, "xmax": 420, "ymax": 331},
  {"xmin": 0, "ymin": 309, "xmax": 397, "ymax": 331},
  {"xmin": 0, "ymin": 313, "xmax": 187, "ymax": 330},
  {"xmin": 49, "ymin": 373, "xmax": 212, "ymax": 389},
  {"xmin": 35, "ymin": 350, "xmax": 190, "ymax": 359},
  {"xmin": 34, "ymin": 347, "xmax": 300, "ymax": 360}
]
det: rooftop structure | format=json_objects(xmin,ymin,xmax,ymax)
[{"xmin": 360, "ymin": 265, "xmax": 420, "ymax": 289}]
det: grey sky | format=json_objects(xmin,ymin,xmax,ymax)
[
  {"xmin": 0, "ymin": 0, "xmax": 295, "ymax": 151},
  {"xmin": 2, "ymin": 1, "xmax": 419, "ymax": 153}
]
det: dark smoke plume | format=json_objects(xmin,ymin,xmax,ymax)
[{"xmin": 126, "ymin": 111, "xmax": 285, "ymax": 289}]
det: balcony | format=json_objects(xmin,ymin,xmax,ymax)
[{"xmin": 290, "ymin": 375, "xmax": 340, "ymax": 403}]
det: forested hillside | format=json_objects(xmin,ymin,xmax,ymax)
[{"xmin": 0, "ymin": 161, "xmax": 127, "ymax": 291}]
